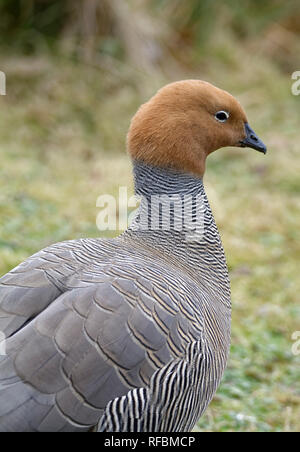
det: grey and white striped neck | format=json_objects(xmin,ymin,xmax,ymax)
[
  {"xmin": 122, "ymin": 161, "xmax": 231, "ymax": 304},
  {"xmin": 133, "ymin": 160, "xmax": 204, "ymax": 197}
]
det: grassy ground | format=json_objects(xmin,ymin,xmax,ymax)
[{"xmin": 0, "ymin": 50, "xmax": 299, "ymax": 431}]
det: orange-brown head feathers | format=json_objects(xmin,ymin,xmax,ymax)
[{"xmin": 127, "ymin": 80, "xmax": 265, "ymax": 177}]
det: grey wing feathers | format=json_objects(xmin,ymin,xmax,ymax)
[
  {"xmin": 0, "ymin": 242, "xmax": 200, "ymax": 432},
  {"xmin": 0, "ymin": 262, "xmax": 61, "ymax": 338},
  {"xmin": 0, "ymin": 242, "xmax": 81, "ymax": 338}
]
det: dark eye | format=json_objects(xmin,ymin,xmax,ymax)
[{"xmin": 215, "ymin": 111, "xmax": 229, "ymax": 122}]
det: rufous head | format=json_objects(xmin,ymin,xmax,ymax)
[{"xmin": 127, "ymin": 80, "xmax": 266, "ymax": 177}]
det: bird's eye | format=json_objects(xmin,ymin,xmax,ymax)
[{"xmin": 215, "ymin": 111, "xmax": 229, "ymax": 122}]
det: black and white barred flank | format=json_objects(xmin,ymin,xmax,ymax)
[{"xmin": 98, "ymin": 340, "xmax": 225, "ymax": 432}]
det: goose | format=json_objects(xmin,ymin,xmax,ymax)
[{"xmin": 0, "ymin": 80, "xmax": 266, "ymax": 432}]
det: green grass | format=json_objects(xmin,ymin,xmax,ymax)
[{"xmin": 0, "ymin": 50, "xmax": 299, "ymax": 432}]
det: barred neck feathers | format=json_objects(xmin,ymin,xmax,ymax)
[
  {"xmin": 125, "ymin": 161, "xmax": 231, "ymax": 302},
  {"xmin": 133, "ymin": 159, "xmax": 204, "ymax": 197}
]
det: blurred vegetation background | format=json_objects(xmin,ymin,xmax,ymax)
[{"xmin": 0, "ymin": 0, "xmax": 299, "ymax": 432}]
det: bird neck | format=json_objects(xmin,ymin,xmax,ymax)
[
  {"xmin": 133, "ymin": 159, "xmax": 204, "ymax": 198},
  {"xmin": 123, "ymin": 161, "xmax": 230, "ymax": 305},
  {"xmin": 129, "ymin": 161, "xmax": 217, "ymax": 245}
]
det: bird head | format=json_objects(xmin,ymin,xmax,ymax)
[{"xmin": 127, "ymin": 80, "xmax": 266, "ymax": 177}]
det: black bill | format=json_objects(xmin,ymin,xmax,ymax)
[{"xmin": 240, "ymin": 123, "xmax": 267, "ymax": 154}]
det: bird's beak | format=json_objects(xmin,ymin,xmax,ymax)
[{"xmin": 240, "ymin": 123, "xmax": 267, "ymax": 154}]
